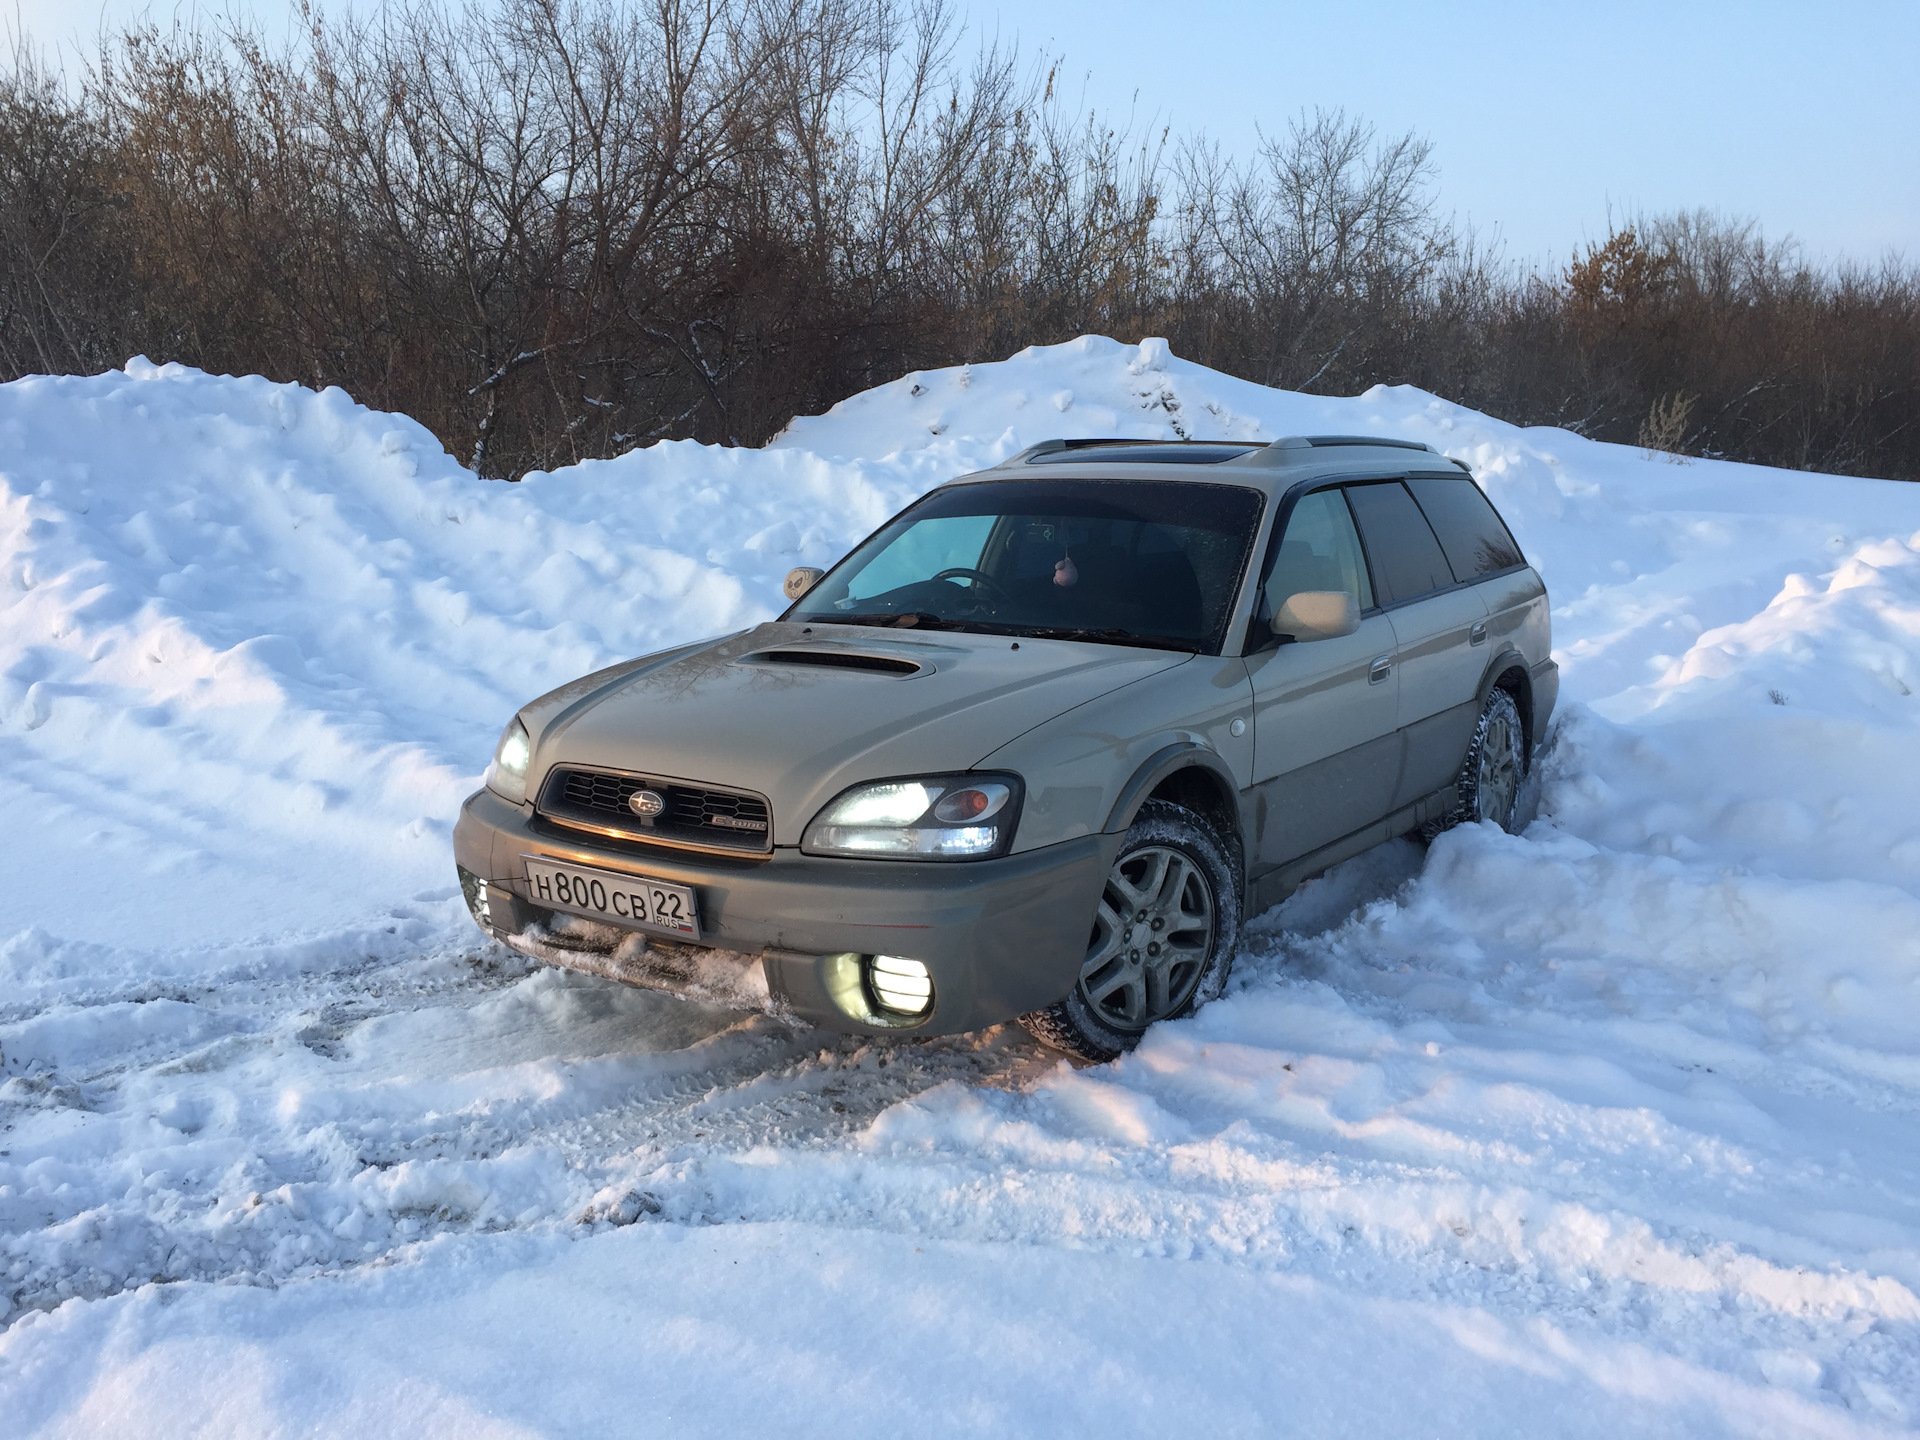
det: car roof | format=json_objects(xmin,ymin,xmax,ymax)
[{"xmin": 946, "ymin": 435, "xmax": 1472, "ymax": 498}]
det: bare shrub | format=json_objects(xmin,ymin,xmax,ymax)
[{"xmin": 1638, "ymin": 391, "xmax": 1697, "ymax": 459}]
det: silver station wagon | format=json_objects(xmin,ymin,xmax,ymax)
[{"xmin": 454, "ymin": 436, "xmax": 1556, "ymax": 1059}]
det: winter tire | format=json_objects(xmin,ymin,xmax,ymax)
[
  {"xmin": 1018, "ymin": 798, "xmax": 1240, "ymax": 1062},
  {"xmin": 1427, "ymin": 685, "xmax": 1526, "ymax": 838}
]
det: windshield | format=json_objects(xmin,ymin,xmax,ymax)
[{"xmin": 786, "ymin": 478, "xmax": 1265, "ymax": 653}]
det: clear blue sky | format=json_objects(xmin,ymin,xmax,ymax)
[
  {"xmin": 9, "ymin": 0, "xmax": 1916, "ymax": 269},
  {"xmin": 982, "ymin": 0, "xmax": 1920, "ymax": 269}
]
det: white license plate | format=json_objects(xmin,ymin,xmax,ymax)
[{"xmin": 523, "ymin": 857, "xmax": 699, "ymax": 939}]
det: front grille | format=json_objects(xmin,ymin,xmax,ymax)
[{"xmin": 539, "ymin": 768, "xmax": 773, "ymax": 854}]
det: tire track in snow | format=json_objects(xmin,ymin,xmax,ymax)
[{"xmin": 0, "ymin": 922, "xmax": 1059, "ymax": 1325}]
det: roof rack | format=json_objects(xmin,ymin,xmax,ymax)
[
  {"xmin": 1002, "ymin": 437, "xmax": 1251, "ymax": 464},
  {"xmin": 1252, "ymin": 435, "xmax": 1438, "ymax": 456},
  {"xmin": 1001, "ymin": 434, "xmax": 1449, "ymax": 468}
]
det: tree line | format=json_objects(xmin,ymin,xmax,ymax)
[{"xmin": 2, "ymin": 0, "xmax": 1915, "ymax": 480}]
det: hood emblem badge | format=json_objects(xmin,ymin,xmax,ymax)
[{"xmin": 628, "ymin": 789, "xmax": 667, "ymax": 819}]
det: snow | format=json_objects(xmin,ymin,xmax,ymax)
[
  {"xmin": 2, "ymin": 336, "xmax": 1918, "ymax": 1435},
  {"xmin": 9, "ymin": 1224, "xmax": 1894, "ymax": 1440}
]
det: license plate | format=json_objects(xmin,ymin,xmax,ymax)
[{"xmin": 523, "ymin": 857, "xmax": 699, "ymax": 939}]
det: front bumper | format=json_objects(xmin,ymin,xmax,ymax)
[{"xmin": 452, "ymin": 786, "xmax": 1117, "ymax": 1036}]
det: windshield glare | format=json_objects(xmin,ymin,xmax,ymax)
[{"xmin": 788, "ymin": 478, "xmax": 1265, "ymax": 652}]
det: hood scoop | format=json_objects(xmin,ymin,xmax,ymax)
[{"xmin": 742, "ymin": 647, "xmax": 928, "ymax": 678}]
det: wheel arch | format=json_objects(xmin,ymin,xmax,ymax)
[
  {"xmin": 1475, "ymin": 649, "xmax": 1535, "ymax": 756},
  {"xmin": 1103, "ymin": 743, "xmax": 1245, "ymax": 875}
]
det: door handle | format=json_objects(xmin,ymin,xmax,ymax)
[
  {"xmin": 1368, "ymin": 655, "xmax": 1393, "ymax": 685},
  {"xmin": 1469, "ymin": 620, "xmax": 1489, "ymax": 646}
]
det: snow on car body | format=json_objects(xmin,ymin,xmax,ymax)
[{"xmin": 453, "ymin": 436, "xmax": 1556, "ymax": 1058}]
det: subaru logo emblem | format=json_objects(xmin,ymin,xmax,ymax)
[{"xmin": 627, "ymin": 789, "xmax": 666, "ymax": 819}]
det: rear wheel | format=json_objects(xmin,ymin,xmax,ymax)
[
  {"xmin": 1427, "ymin": 686, "xmax": 1526, "ymax": 838},
  {"xmin": 1018, "ymin": 799, "xmax": 1239, "ymax": 1062}
]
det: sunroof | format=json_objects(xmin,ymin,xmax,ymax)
[{"xmin": 1027, "ymin": 442, "xmax": 1258, "ymax": 466}]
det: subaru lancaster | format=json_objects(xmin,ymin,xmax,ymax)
[{"xmin": 453, "ymin": 436, "xmax": 1556, "ymax": 1060}]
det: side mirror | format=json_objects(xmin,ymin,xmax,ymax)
[
  {"xmin": 1271, "ymin": 590, "xmax": 1359, "ymax": 642},
  {"xmin": 783, "ymin": 566, "xmax": 826, "ymax": 602}
]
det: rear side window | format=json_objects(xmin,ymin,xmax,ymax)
[
  {"xmin": 1407, "ymin": 476, "xmax": 1525, "ymax": 581},
  {"xmin": 1344, "ymin": 482, "xmax": 1453, "ymax": 606}
]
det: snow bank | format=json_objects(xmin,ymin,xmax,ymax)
[
  {"xmin": 0, "ymin": 360, "xmax": 922, "ymax": 948},
  {"xmin": 4, "ymin": 338, "xmax": 1912, "ymax": 955},
  {"xmin": 4, "ymin": 338, "xmax": 1920, "ymax": 1434}
]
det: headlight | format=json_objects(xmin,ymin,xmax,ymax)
[
  {"xmin": 484, "ymin": 718, "xmax": 533, "ymax": 803},
  {"xmin": 802, "ymin": 774, "xmax": 1021, "ymax": 860}
]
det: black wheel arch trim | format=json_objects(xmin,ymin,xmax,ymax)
[
  {"xmin": 1473, "ymin": 646, "xmax": 1535, "ymax": 754},
  {"xmin": 1102, "ymin": 742, "xmax": 1246, "ymax": 856}
]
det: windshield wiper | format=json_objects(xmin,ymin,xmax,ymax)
[
  {"xmin": 814, "ymin": 611, "xmax": 963, "ymax": 631},
  {"xmin": 1000, "ymin": 624, "xmax": 1203, "ymax": 653},
  {"xmin": 810, "ymin": 613, "xmax": 1201, "ymax": 652}
]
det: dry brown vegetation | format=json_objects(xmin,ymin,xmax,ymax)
[{"xmin": 2, "ymin": 0, "xmax": 1915, "ymax": 479}]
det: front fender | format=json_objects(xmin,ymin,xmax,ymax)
[
  {"xmin": 1103, "ymin": 741, "xmax": 1246, "ymax": 844},
  {"xmin": 980, "ymin": 655, "xmax": 1254, "ymax": 854}
]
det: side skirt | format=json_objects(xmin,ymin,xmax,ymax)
[{"xmin": 1245, "ymin": 784, "xmax": 1457, "ymax": 916}]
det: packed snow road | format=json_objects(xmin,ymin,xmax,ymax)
[
  {"xmin": 0, "ymin": 912, "xmax": 1059, "ymax": 1322},
  {"xmin": 8, "ymin": 797, "xmax": 1917, "ymax": 1434},
  {"xmin": 3, "ymin": 340, "xmax": 1919, "ymax": 1434}
]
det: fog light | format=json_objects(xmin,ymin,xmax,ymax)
[{"xmin": 866, "ymin": 955, "xmax": 933, "ymax": 1017}]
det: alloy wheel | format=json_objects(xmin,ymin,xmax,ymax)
[
  {"xmin": 1476, "ymin": 708, "xmax": 1520, "ymax": 822},
  {"xmin": 1077, "ymin": 844, "xmax": 1216, "ymax": 1031}
]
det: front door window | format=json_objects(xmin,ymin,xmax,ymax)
[{"xmin": 1262, "ymin": 489, "xmax": 1373, "ymax": 624}]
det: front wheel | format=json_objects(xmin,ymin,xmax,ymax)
[{"xmin": 1018, "ymin": 799, "xmax": 1240, "ymax": 1062}]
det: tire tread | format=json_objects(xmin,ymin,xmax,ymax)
[{"xmin": 1017, "ymin": 798, "xmax": 1240, "ymax": 1062}]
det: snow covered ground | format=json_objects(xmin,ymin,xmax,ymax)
[{"xmin": 2, "ymin": 338, "xmax": 1917, "ymax": 1436}]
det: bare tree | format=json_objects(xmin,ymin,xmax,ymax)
[
  {"xmin": 0, "ymin": 5, "xmax": 1915, "ymax": 480},
  {"xmin": 1173, "ymin": 110, "xmax": 1453, "ymax": 390}
]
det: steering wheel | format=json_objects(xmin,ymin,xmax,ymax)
[{"xmin": 931, "ymin": 567, "xmax": 1014, "ymax": 607}]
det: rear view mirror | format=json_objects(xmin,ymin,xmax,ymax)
[
  {"xmin": 783, "ymin": 566, "xmax": 826, "ymax": 602},
  {"xmin": 1271, "ymin": 590, "xmax": 1359, "ymax": 642}
]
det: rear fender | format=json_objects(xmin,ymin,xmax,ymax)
[{"xmin": 1472, "ymin": 647, "xmax": 1533, "ymax": 753}]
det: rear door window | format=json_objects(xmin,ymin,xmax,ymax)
[
  {"xmin": 1343, "ymin": 481, "xmax": 1453, "ymax": 606},
  {"xmin": 1407, "ymin": 476, "xmax": 1525, "ymax": 581}
]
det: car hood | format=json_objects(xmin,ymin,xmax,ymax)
[{"xmin": 524, "ymin": 621, "xmax": 1191, "ymax": 844}]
